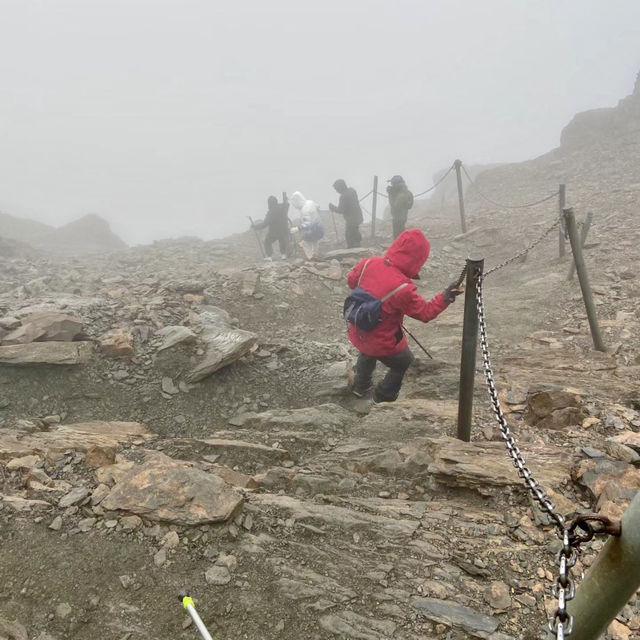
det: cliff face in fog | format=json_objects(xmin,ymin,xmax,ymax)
[
  {"xmin": 560, "ymin": 71, "xmax": 640, "ymax": 150},
  {"xmin": 0, "ymin": 212, "xmax": 126, "ymax": 256}
]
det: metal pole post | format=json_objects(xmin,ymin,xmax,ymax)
[
  {"xmin": 179, "ymin": 594, "xmax": 214, "ymax": 640},
  {"xmin": 563, "ymin": 208, "xmax": 605, "ymax": 352},
  {"xmin": 568, "ymin": 212, "xmax": 593, "ymax": 280},
  {"xmin": 564, "ymin": 493, "xmax": 640, "ymax": 640},
  {"xmin": 371, "ymin": 175, "xmax": 378, "ymax": 239},
  {"xmin": 558, "ymin": 184, "xmax": 566, "ymax": 259},
  {"xmin": 454, "ymin": 160, "xmax": 468, "ymax": 234},
  {"xmin": 456, "ymin": 257, "xmax": 483, "ymax": 442}
]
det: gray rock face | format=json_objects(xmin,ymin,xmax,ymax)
[
  {"xmin": 314, "ymin": 360, "xmax": 354, "ymax": 398},
  {"xmin": 1, "ymin": 312, "xmax": 83, "ymax": 345},
  {"xmin": 101, "ymin": 452, "xmax": 244, "ymax": 525},
  {"xmin": 187, "ymin": 307, "xmax": 256, "ymax": 382},
  {"xmin": 412, "ymin": 597, "xmax": 499, "ymax": 635},
  {"xmin": 0, "ymin": 341, "xmax": 92, "ymax": 365},
  {"xmin": 155, "ymin": 325, "xmax": 196, "ymax": 352}
]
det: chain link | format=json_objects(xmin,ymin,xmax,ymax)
[
  {"xmin": 484, "ymin": 217, "xmax": 561, "ymax": 277},
  {"xmin": 474, "ymin": 270, "xmax": 579, "ymax": 637}
]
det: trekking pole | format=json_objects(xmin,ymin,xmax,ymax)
[
  {"xmin": 403, "ymin": 324, "xmax": 433, "ymax": 359},
  {"xmin": 247, "ymin": 216, "xmax": 265, "ymax": 258},
  {"xmin": 179, "ymin": 592, "xmax": 214, "ymax": 640}
]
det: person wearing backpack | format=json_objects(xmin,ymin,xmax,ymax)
[
  {"xmin": 329, "ymin": 179, "xmax": 363, "ymax": 248},
  {"xmin": 345, "ymin": 228, "xmax": 462, "ymax": 403},
  {"xmin": 386, "ymin": 175, "xmax": 414, "ymax": 239}
]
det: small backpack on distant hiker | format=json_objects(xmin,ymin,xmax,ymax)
[{"xmin": 343, "ymin": 260, "xmax": 407, "ymax": 331}]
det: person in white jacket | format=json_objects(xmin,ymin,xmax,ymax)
[{"xmin": 289, "ymin": 191, "xmax": 324, "ymax": 259}]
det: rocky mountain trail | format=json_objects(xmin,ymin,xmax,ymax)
[{"xmin": 1, "ymin": 80, "xmax": 640, "ymax": 639}]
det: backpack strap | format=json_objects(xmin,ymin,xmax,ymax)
[
  {"xmin": 357, "ymin": 260, "xmax": 371, "ymax": 286},
  {"xmin": 381, "ymin": 282, "xmax": 408, "ymax": 302}
]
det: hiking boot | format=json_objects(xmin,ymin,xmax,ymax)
[
  {"xmin": 372, "ymin": 390, "xmax": 397, "ymax": 404},
  {"xmin": 351, "ymin": 385, "xmax": 372, "ymax": 398}
]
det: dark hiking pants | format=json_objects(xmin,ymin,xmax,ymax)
[
  {"xmin": 353, "ymin": 347, "xmax": 415, "ymax": 402},
  {"xmin": 392, "ymin": 215, "xmax": 407, "ymax": 239},
  {"xmin": 345, "ymin": 224, "xmax": 362, "ymax": 249},
  {"xmin": 265, "ymin": 231, "xmax": 288, "ymax": 257}
]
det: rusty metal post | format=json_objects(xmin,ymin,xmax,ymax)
[
  {"xmin": 454, "ymin": 159, "xmax": 468, "ymax": 234},
  {"xmin": 564, "ymin": 208, "xmax": 605, "ymax": 352},
  {"xmin": 457, "ymin": 257, "xmax": 483, "ymax": 442},
  {"xmin": 564, "ymin": 493, "xmax": 640, "ymax": 640},
  {"xmin": 568, "ymin": 212, "xmax": 593, "ymax": 280},
  {"xmin": 370, "ymin": 176, "xmax": 378, "ymax": 239},
  {"xmin": 558, "ymin": 184, "xmax": 566, "ymax": 259}
]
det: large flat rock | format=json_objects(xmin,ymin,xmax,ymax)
[
  {"xmin": 412, "ymin": 598, "xmax": 500, "ymax": 636},
  {"xmin": 0, "ymin": 341, "xmax": 92, "ymax": 365},
  {"xmin": 425, "ymin": 436, "xmax": 572, "ymax": 495},
  {"xmin": 0, "ymin": 421, "xmax": 152, "ymax": 460},
  {"xmin": 101, "ymin": 452, "xmax": 243, "ymax": 525}
]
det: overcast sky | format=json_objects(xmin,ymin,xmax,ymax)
[{"xmin": 0, "ymin": 0, "xmax": 638, "ymax": 245}]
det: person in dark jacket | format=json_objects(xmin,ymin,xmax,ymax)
[
  {"xmin": 329, "ymin": 179, "xmax": 363, "ymax": 248},
  {"xmin": 252, "ymin": 195, "xmax": 290, "ymax": 260},
  {"xmin": 386, "ymin": 175, "xmax": 414, "ymax": 239},
  {"xmin": 346, "ymin": 228, "xmax": 462, "ymax": 402}
]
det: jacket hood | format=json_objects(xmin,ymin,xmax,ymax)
[
  {"xmin": 267, "ymin": 195, "xmax": 278, "ymax": 212},
  {"xmin": 384, "ymin": 228, "xmax": 430, "ymax": 278},
  {"xmin": 333, "ymin": 179, "xmax": 347, "ymax": 192},
  {"xmin": 290, "ymin": 191, "xmax": 306, "ymax": 210}
]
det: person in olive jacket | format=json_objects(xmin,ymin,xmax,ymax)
[
  {"xmin": 329, "ymin": 179, "xmax": 363, "ymax": 248},
  {"xmin": 387, "ymin": 175, "xmax": 414, "ymax": 239}
]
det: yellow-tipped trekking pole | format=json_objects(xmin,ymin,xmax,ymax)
[{"xmin": 179, "ymin": 592, "xmax": 214, "ymax": 640}]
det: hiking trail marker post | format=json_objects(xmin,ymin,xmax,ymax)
[
  {"xmin": 454, "ymin": 159, "xmax": 468, "ymax": 234},
  {"xmin": 371, "ymin": 175, "xmax": 378, "ymax": 239},
  {"xmin": 567, "ymin": 211, "xmax": 593, "ymax": 280},
  {"xmin": 456, "ymin": 257, "xmax": 483, "ymax": 441},
  {"xmin": 558, "ymin": 184, "xmax": 566, "ymax": 259},
  {"xmin": 563, "ymin": 208, "xmax": 605, "ymax": 352}
]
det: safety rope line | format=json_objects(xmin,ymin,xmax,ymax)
[
  {"xmin": 358, "ymin": 189, "xmax": 373, "ymax": 202},
  {"xmin": 413, "ymin": 163, "xmax": 456, "ymax": 198},
  {"xmin": 484, "ymin": 217, "xmax": 561, "ymax": 277},
  {"xmin": 461, "ymin": 164, "xmax": 559, "ymax": 210}
]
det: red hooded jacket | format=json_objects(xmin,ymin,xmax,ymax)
[{"xmin": 346, "ymin": 229, "xmax": 449, "ymax": 356}]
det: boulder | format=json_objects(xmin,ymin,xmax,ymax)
[
  {"xmin": 99, "ymin": 329, "xmax": 134, "ymax": 357},
  {"xmin": 156, "ymin": 325, "xmax": 196, "ymax": 352},
  {"xmin": 187, "ymin": 307, "xmax": 256, "ymax": 382},
  {"xmin": 1, "ymin": 312, "xmax": 83, "ymax": 345},
  {"xmin": 525, "ymin": 390, "xmax": 585, "ymax": 429},
  {"xmin": 101, "ymin": 452, "xmax": 243, "ymax": 525},
  {"xmin": 314, "ymin": 360, "xmax": 354, "ymax": 397},
  {"xmin": 0, "ymin": 341, "xmax": 92, "ymax": 366}
]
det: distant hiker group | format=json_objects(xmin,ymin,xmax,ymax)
[{"xmin": 251, "ymin": 175, "xmax": 415, "ymax": 259}]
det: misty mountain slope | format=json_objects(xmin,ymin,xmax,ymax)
[{"xmin": 0, "ymin": 211, "xmax": 127, "ymax": 256}]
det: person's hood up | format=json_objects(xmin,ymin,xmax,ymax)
[
  {"xmin": 290, "ymin": 191, "xmax": 306, "ymax": 210},
  {"xmin": 384, "ymin": 228, "xmax": 430, "ymax": 279},
  {"xmin": 267, "ymin": 195, "xmax": 278, "ymax": 212},
  {"xmin": 333, "ymin": 179, "xmax": 347, "ymax": 192}
]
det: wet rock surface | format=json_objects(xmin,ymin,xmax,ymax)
[{"xmin": 1, "ymin": 80, "xmax": 640, "ymax": 639}]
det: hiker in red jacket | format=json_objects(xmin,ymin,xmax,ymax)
[{"xmin": 346, "ymin": 228, "xmax": 462, "ymax": 403}]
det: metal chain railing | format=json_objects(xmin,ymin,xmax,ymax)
[
  {"xmin": 413, "ymin": 163, "xmax": 456, "ymax": 198},
  {"xmin": 462, "ymin": 164, "xmax": 559, "ymax": 210},
  {"xmin": 474, "ymin": 270, "xmax": 578, "ymax": 637},
  {"xmin": 484, "ymin": 217, "xmax": 560, "ymax": 277}
]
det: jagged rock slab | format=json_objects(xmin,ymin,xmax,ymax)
[
  {"xmin": 155, "ymin": 325, "xmax": 196, "ymax": 352},
  {"xmin": 187, "ymin": 308, "xmax": 257, "ymax": 382},
  {"xmin": 425, "ymin": 436, "xmax": 572, "ymax": 494},
  {"xmin": 249, "ymin": 494, "xmax": 420, "ymax": 538},
  {"xmin": 1, "ymin": 312, "xmax": 83, "ymax": 345},
  {"xmin": 324, "ymin": 248, "xmax": 374, "ymax": 260},
  {"xmin": 412, "ymin": 597, "xmax": 499, "ymax": 636},
  {"xmin": 319, "ymin": 610, "xmax": 396, "ymax": 639},
  {"xmin": 0, "ymin": 341, "xmax": 92, "ymax": 365},
  {"xmin": 0, "ymin": 421, "xmax": 152, "ymax": 461},
  {"xmin": 232, "ymin": 404, "xmax": 351, "ymax": 431},
  {"xmin": 314, "ymin": 360, "xmax": 354, "ymax": 397},
  {"xmin": 101, "ymin": 452, "xmax": 243, "ymax": 525}
]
